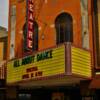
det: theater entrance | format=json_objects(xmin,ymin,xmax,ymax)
[{"xmin": 17, "ymin": 86, "xmax": 82, "ymax": 100}]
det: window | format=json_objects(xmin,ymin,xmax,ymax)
[
  {"xmin": 55, "ymin": 12, "xmax": 73, "ymax": 45},
  {"xmin": 23, "ymin": 21, "xmax": 38, "ymax": 53},
  {"xmin": 93, "ymin": 0, "xmax": 100, "ymax": 66},
  {"xmin": 0, "ymin": 37, "xmax": 7, "ymax": 61},
  {"xmin": 18, "ymin": 93, "xmax": 31, "ymax": 100}
]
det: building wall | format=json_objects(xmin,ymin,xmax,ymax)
[
  {"xmin": 8, "ymin": 0, "xmax": 93, "ymax": 60},
  {"xmin": 0, "ymin": 43, "xmax": 4, "ymax": 61},
  {"xmin": 38, "ymin": 0, "xmax": 82, "ymax": 49},
  {"xmin": 0, "ymin": 27, "xmax": 7, "ymax": 100}
]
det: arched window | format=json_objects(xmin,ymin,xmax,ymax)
[
  {"xmin": 55, "ymin": 12, "xmax": 73, "ymax": 44},
  {"xmin": 33, "ymin": 21, "xmax": 38, "ymax": 51},
  {"xmin": 23, "ymin": 21, "xmax": 38, "ymax": 52},
  {"xmin": 23, "ymin": 23, "xmax": 27, "ymax": 52}
]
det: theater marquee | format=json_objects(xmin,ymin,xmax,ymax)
[{"xmin": 7, "ymin": 45, "xmax": 65, "ymax": 83}]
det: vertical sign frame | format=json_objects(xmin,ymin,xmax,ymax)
[{"xmin": 27, "ymin": 0, "xmax": 34, "ymax": 50}]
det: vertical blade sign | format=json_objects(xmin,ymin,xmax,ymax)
[{"xmin": 27, "ymin": 0, "xmax": 34, "ymax": 50}]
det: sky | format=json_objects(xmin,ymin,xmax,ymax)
[{"xmin": 0, "ymin": 0, "xmax": 9, "ymax": 30}]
